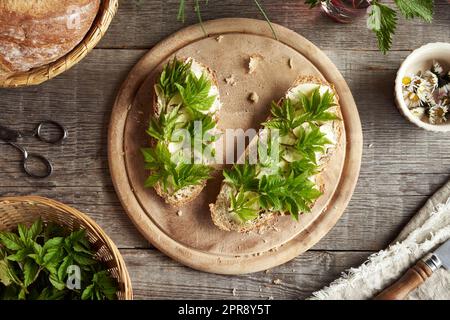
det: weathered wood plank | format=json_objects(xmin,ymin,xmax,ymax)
[
  {"xmin": 0, "ymin": 171, "xmax": 446, "ymax": 251},
  {"xmin": 1, "ymin": 48, "xmax": 449, "ymax": 253},
  {"xmin": 98, "ymin": 0, "xmax": 450, "ymax": 51},
  {"xmin": 121, "ymin": 248, "xmax": 369, "ymax": 300},
  {"xmin": 0, "ymin": 1, "xmax": 449, "ymax": 298},
  {"xmin": 0, "ymin": 49, "xmax": 449, "ymax": 189}
]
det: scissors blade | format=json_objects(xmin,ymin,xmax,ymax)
[{"xmin": 0, "ymin": 125, "xmax": 20, "ymax": 142}]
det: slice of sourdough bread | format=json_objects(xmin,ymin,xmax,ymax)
[
  {"xmin": 149, "ymin": 57, "xmax": 221, "ymax": 206},
  {"xmin": 210, "ymin": 75, "xmax": 342, "ymax": 232}
]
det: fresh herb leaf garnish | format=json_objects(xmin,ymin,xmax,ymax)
[
  {"xmin": 229, "ymin": 189, "xmax": 260, "ymax": 222},
  {"xmin": 294, "ymin": 124, "xmax": 331, "ymax": 164},
  {"xmin": 156, "ymin": 58, "xmax": 192, "ymax": 106},
  {"xmin": 143, "ymin": 59, "xmax": 220, "ymax": 196},
  {"xmin": 223, "ymin": 164, "xmax": 259, "ymax": 191},
  {"xmin": 175, "ymin": 73, "xmax": 216, "ymax": 112},
  {"xmin": 298, "ymin": 88, "xmax": 339, "ymax": 122}
]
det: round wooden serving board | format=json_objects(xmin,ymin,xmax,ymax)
[{"xmin": 108, "ymin": 18, "xmax": 363, "ymax": 274}]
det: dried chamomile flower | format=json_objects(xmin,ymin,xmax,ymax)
[
  {"xmin": 440, "ymin": 73, "xmax": 450, "ymax": 93},
  {"xmin": 411, "ymin": 75, "xmax": 424, "ymax": 89},
  {"xmin": 431, "ymin": 61, "xmax": 444, "ymax": 77},
  {"xmin": 403, "ymin": 90, "xmax": 421, "ymax": 109},
  {"xmin": 410, "ymin": 107, "xmax": 426, "ymax": 119},
  {"xmin": 429, "ymin": 104, "xmax": 448, "ymax": 125},
  {"xmin": 402, "ymin": 76, "xmax": 413, "ymax": 88},
  {"xmin": 402, "ymin": 61, "xmax": 450, "ymax": 125},
  {"xmin": 416, "ymin": 84, "xmax": 433, "ymax": 103},
  {"xmin": 422, "ymin": 70, "xmax": 439, "ymax": 91},
  {"xmin": 441, "ymin": 94, "xmax": 450, "ymax": 107}
]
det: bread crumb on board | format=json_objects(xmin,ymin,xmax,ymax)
[
  {"xmin": 224, "ymin": 75, "xmax": 237, "ymax": 86},
  {"xmin": 368, "ymin": 143, "xmax": 374, "ymax": 148},
  {"xmin": 273, "ymin": 279, "xmax": 282, "ymax": 285},
  {"xmin": 216, "ymin": 35, "xmax": 224, "ymax": 42},
  {"xmin": 176, "ymin": 210, "xmax": 183, "ymax": 217},
  {"xmin": 232, "ymin": 288, "xmax": 237, "ymax": 296},
  {"xmin": 248, "ymin": 54, "xmax": 263, "ymax": 74},
  {"xmin": 248, "ymin": 92, "xmax": 259, "ymax": 103}
]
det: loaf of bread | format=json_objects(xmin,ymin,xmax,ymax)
[{"xmin": 0, "ymin": 0, "xmax": 101, "ymax": 79}]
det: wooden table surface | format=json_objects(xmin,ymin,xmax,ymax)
[{"xmin": 1, "ymin": 0, "xmax": 449, "ymax": 300}]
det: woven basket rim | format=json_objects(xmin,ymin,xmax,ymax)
[
  {"xmin": 0, "ymin": 195, "xmax": 133, "ymax": 300},
  {"xmin": 0, "ymin": 0, "xmax": 118, "ymax": 88}
]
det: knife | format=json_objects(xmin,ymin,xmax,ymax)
[{"xmin": 375, "ymin": 239, "xmax": 450, "ymax": 300}]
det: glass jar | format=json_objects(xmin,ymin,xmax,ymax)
[{"xmin": 320, "ymin": 0, "xmax": 371, "ymax": 23}]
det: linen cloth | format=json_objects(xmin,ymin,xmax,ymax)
[{"xmin": 311, "ymin": 180, "xmax": 450, "ymax": 300}]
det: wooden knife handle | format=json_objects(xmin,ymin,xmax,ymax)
[{"xmin": 374, "ymin": 260, "xmax": 434, "ymax": 300}]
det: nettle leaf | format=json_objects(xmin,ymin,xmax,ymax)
[
  {"xmin": 18, "ymin": 287, "xmax": 27, "ymax": 300},
  {"xmin": 0, "ymin": 259, "xmax": 12, "ymax": 286},
  {"xmin": 0, "ymin": 220, "xmax": 118, "ymax": 300},
  {"xmin": 0, "ymin": 232, "xmax": 23, "ymax": 251},
  {"xmin": 72, "ymin": 252, "xmax": 96, "ymax": 267},
  {"xmin": 37, "ymin": 287, "xmax": 66, "ymax": 300},
  {"xmin": 73, "ymin": 242, "xmax": 92, "ymax": 255},
  {"xmin": 17, "ymin": 224, "xmax": 28, "ymax": 243},
  {"xmin": 43, "ymin": 237, "xmax": 64, "ymax": 251},
  {"xmin": 81, "ymin": 284, "xmax": 94, "ymax": 300},
  {"xmin": 23, "ymin": 259, "xmax": 40, "ymax": 287},
  {"xmin": 49, "ymin": 273, "xmax": 66, "ymax": 291},
  {"xmin": 7, "ymin": 248, "xmax": 29, "ymax": 262},
  {"xmin": 93, "ymin": 271, "xmax": 118, "ymax": 300},
  {"xmin": 57, "ymin": 256, "xmax": 73, "ymax": 282},
  {"xmin": 28, "ymin": 218, "xmax": 43, "ymax": 241},
  {"xmin": 394, "ymin": 0, "xmax": 433, "ymax": 22},
  {"xmin": 367, "ymin": 2, "xmax": 398, "ymax": 54},
  {"xmin": 42, "ymin": 238, "xmax": 64, "ymax": 267}
]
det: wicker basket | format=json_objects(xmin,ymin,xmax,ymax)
[
  {"xmin": 0, "ymin": 0, "xmax": 118, "ymax": 88},
  {"xmin": 0, "ymin": 196, "xmax": 133, "ymax": 300}
]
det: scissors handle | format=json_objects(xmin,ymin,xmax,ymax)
[
  {"xmin": 33, "ymin": 120, "xmax": 68, "ymax": 144},
  {"xmin": 0, "ymin": 125, "xmax": 21, "ymax": 142},
  {"xmin": 9, "ymin": 142, "xmax": 53, "ymax": 179}
]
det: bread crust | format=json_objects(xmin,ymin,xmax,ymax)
[
  {"xmin": 210, "ymin": 75, "xmax": 343, "ymax": 232},
  {"xmin": 149, "ymin": 57, "xmax": 221, "ymax": 207},
  {"xmin": 0, "ymin": 0, "xmax": 100, "ymax": 78}
]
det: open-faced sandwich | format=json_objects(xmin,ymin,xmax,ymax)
[
  {"xmin": 210, "ymin": 76, "xmax": 342, "ymax": 232},
  {"xmin": 142, "ymin": 57, "xmax": 222, "ymax": 206}
]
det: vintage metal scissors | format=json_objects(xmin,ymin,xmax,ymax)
[{"xmin": 0, "ymin": 121, "xmax": 68, "ymax": 178}]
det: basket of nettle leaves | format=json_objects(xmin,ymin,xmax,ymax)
[{"xmin": 0, "ymin": 196, "xmax": 132, "ymax": 300}]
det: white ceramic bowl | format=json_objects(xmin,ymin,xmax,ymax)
[{"xmin": 395, "ymin": 42, "xmax": 450, "ymax": 132}]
